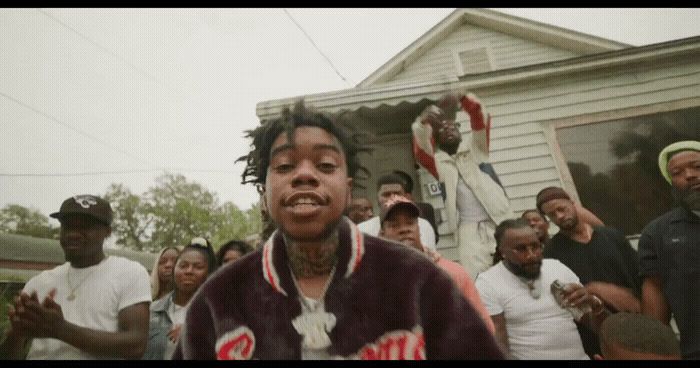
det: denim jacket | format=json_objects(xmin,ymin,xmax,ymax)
[{"xmin": 142, "ymin": 292, "xmax": 174, "ymax": 360}]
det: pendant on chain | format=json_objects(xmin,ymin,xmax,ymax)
[{"xmin": 292, "ymin": 310, "xmax": 336, "ymax": 349}]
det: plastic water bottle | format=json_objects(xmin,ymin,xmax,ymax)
[{"xmin": 551, "ymin": 279, "xmax": 591, "ymax": 321}]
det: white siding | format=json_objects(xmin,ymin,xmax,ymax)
[
  {"xmin": 357, "ymin": 133, "xmax": 417, "ymax": 212},
  {"xmin": 389, "ymin": 23, "xmax": 581, "ymax": 83},
  {"xmin": 423, "ymin": 58, "xmax": 700, "ymax": 262}
]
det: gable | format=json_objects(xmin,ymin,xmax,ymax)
[
  {"xmin": 359, "ymin": 9, "xmax": 629, "ymax": 87},
  {"xmin": 388, "ymin": 22, "xmax": 582, "ymax": 84}
]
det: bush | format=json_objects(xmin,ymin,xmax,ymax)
[{"xmin": 0, "ymin": 282, "xmax": 24, "ymax": 343}]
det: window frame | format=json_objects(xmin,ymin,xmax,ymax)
[{"xmin": 545, "ymin": 97, "xmax": 700, "ymax": 236}]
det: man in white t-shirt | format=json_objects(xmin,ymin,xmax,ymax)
[
  {"xmin": 475, "ymin": 219, "xmax": 608, "ymax": 360},
  {"xmin": 0, "ymin": 195, "xmax": 151, "ymax": 360},
  {"xmin": 358, "ymin": 172, "xmax": 436, "ymax": 251}
]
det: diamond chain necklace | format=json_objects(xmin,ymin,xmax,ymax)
[{"xmin": 289, "ymin": 264, "xmax": 338, "ymax": 350}]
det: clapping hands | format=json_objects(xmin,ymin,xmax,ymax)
[{"xmin": 8, "ymin": 289, "xmax": 65, "ymax": 339}]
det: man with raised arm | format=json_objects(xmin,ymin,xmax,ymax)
[
  {"xmin": 412, "ymin": 92, "xmax": 513, "ymax": 278},
  {"xmin": 537, "ymin": 186, "xmax": 640, "ymax": 358}
]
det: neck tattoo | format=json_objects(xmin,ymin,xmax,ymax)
[
  {"xmin": 285, "ymin": 231, "xmax": 339, "ymax": 279},
  {"xmin": 284, "ymin": 231, "xmax": 340, "ymax": 350}
]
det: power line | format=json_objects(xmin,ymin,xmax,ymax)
[
  {"xmin": 36, "ymin": 8, "xmax": 181, "ymax": 95},
  {"xmin": 283, "ymin": 9, "xmax": 354, "ymax": 87},
  {"xmin": 0, "ymin": 168, "xmax": 238, "ymax": 178},
  {"xmin": 0, "ymin": 90, "xmax": 159, "ymax": 169},
  {"xmin": 1, "ymin": 90, "xmax": 240, "ymax": 179},
  {"xmin": 0, "ymin": 170, "xmax": 156, "ymax": 177}
]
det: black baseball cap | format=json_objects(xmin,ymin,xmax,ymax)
[{"xmin": 50, "ymin": 195, "xmax": 113, "ymax": 226}]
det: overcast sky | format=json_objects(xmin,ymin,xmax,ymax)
[{"xmin": 2, "ymin": 8, "xmax": 699, "ymax": 227}]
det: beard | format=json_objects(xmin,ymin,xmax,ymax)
[
  {"xmin": 503, "ymin": 258, "xmax": 542, "ymax": 280},
  {"xmin": 673, "ymin": 186, "xmax": 700, "ymax": 211},
  {"xmin": 557, "ymin": 215, "xmax": 579, "ymax": 231},
  {"xmin": 439, "ymin": 140, "xmax": 461, "ymax": 155}
]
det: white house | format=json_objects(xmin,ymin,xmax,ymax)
[{"xmin": 256, "ymin": 9, "xmax": 700, "ymax": 261}]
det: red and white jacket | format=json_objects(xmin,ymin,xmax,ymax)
[
  {"xmin": 412, "ymin": 95, "xmax": 513, "ymax": 231},
  {"xmin": 173, "ymin": 217, "xmax": 502, "ymax": 360}
]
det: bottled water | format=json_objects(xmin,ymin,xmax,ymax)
[{"xmin": 550, "ymin": 279, "xmax": 591, "ymax": 321}]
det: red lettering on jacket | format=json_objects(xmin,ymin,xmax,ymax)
[
  {"xmin": 356, "ymin": 327, "xmax": 425, "ymax": 360},
  {"xmin": 216, "ymin": 326, "xmax": 255, "ymax": 360}
]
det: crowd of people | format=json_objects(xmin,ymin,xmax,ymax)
[{"xmin": 0, "ymin": 93, "xmax": 697, "ymax": 360}]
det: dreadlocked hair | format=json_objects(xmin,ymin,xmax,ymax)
[
  {"xmin": 492, "ymin": 218, "xmax": 532, "ymax": 265},
  {"xmin": 237, "ymin": 99, "xmax": 371, "ymax": 188}
]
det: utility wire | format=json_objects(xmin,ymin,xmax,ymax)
[
  {"xmin": 0, "ymin": 90, "xmax": 159, "ymax": 169},
  {"xmin": 1, "ymin": 91, "xmax": 238, "ymax": 179},
  {"xmin": 283, "ymin": 9, "xmax": 354, "ymax": 87},
  {"xmin": 0, "ymin": 168, "xmax": 237, "ymax": 177},
  {"xmin": 36, "ymin": 8, "xmax": 181, "ymax": 95},
  {"xmin": 0, "ymin": 170, "xmax": 156, "ymax": 177}
]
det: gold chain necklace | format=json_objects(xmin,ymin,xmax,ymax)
[{"xmin": 66, "ymin": 257, "xmax": 107, "ymax": 301}]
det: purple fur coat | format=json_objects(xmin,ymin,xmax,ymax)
[{"xmin": 173, "ymin": 218, "xmax": 503, "ymax": 360}]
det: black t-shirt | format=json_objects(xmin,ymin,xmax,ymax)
[
  {"xmin": 544, "ymin": 226, "xmax": 641, "ymax": 294},
  {"xmin": 638, "ymin": 207, "xmax": 700, "ymax": 359},
  {"xmin": 544, "ymin": 226, "xmax": 641, "ymax": 358}
]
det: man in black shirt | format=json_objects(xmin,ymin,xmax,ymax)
[
  {"xmin": 536, "ymin": 187, "xmax": 641, "ymax": 358},
  {"xmin": 639, "ymin": 140, "xmax": 700, "ymax": 360},
  {"xmin": 520, "ymin": 209, "xmax": 551, "ymax": 245}
]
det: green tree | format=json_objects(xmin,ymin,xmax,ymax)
[
  {"xmin": 0, "ymin": 204, "xmax": 58, "ymax": 239},
  {"xmin": 211, "ymin": 201, "xmax": 252, "ymax": 249},
  {"xmin": 142, "ymin": 173, "xmax": 221, "ymax": 250},
  {"xmin": 244, "ymin": 201, "xmax": 264, "ymax": 240},
  {"xmin": 104, "ymin": 173, "xmax": 261, "ymax": 252},
  {"xmin": 104, "ymin": 184, "xmax": 151, "ymax": 251}
]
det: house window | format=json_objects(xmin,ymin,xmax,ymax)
[
  {"xmin": 556, "ymin": 106, "xmax": 700, "ymax": 235},
  {"xmin": 453, "ymin": 46, "xmax": 493, "ymax": 76}
]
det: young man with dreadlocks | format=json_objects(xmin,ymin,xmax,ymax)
[{"xmin": 173, "ymin": 101, "xmax": 502, "ymax": 360}]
